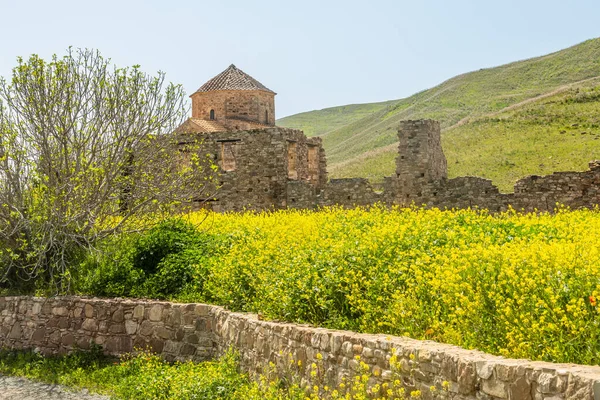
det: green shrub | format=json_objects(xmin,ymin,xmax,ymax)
[
  {"xmin": 77, "ymin": 218, "xmax": 224, "ymax": 300},
  {"xmin": 131, "ymin": 219, "xmax": 201, "ymax": 275}
]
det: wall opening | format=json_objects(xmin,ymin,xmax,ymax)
[
  {"xmin": 220, "ymin": 142, "xmax": 237, "ymax": 172},
  {"xmin": 307, "ymin": 145, "xmax": 319, "ymax": 183},
  {"xmin": 177, "ymin": 148, "xmax": 191, "ymax": 171},
  {"xmin": 265, "ymin": 110, "xmax": 269, "ymax": 124},
  {"xmin": 210, "ymin": 109, "xmax": 215, "ymax": 120},
  {"xmin": 287, "ymin": 142, "xmax": 298, "ymax": 180}
]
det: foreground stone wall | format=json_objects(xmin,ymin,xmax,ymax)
[
  {"xmin": 1, "ymin": 296, "xmax": 600, "ymax": 399},
  {"xmin": 0, "ymin": 296, "xmax": 215, "ymax": 362}
]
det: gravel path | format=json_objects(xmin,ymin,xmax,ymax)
[{"xmin": 0, "ymin": 375, "xmax": 109, "ymax": 400}]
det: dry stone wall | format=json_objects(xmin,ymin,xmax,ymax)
[{"xmin": 1, "ymin": 296, "xmax": 600, "ymax": 400}]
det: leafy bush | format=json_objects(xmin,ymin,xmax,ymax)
[{"xmin": 77, "ymin": 218, "xmax": 224, "ymax": 299}]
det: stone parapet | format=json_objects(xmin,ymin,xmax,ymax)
[{"xmin": 1, "ymin": 296, "xmax": 600, "ymax": 399}]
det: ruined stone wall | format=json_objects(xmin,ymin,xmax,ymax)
[
  {"xmin": 2, "ymin": 296, "xmax": 600, "ymax": 400},
  {"xmin": 191, "ymin": 90, "xmax": 275, "ymax": 125},
  {"xmin": 396, "ymin": 120, "xmax": 448, "ymax": 199},
  {"xmin": 177, "ymin": 119, "xmax": 600, "ymax": 213},
  {"xmin": 318, "ymin": 178, "xmax": 383, "ymax": 207},
  {"xmin": 390, "ymin": 120, "xmax": 600, "ymax": 212},
  {"xmin": 186, "ymin": 127, "xmax": 327, "ymax": 212}
]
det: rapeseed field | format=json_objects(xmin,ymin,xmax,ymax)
[{"xmin": 179, "ymin": 206, "xmax": 600, "ymax": 365}]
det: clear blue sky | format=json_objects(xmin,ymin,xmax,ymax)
[{"xmin": 0, "ymin": 0, "xmax": 598, "ymax": 118}]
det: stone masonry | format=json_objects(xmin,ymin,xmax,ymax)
[
  {"xmin": 277, "ymin": 120, "xmax": 600, "ymax": 212},
  {"xmin": 1, "ymin": 296, "xmax": 600, "ymax": 400},
  {"xmin": 179, "ymin": 127, "xmax": 327, "ymax": 212}
]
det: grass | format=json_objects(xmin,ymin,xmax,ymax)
[
  {"xmin": 277, "ymin": 38, "xmax": 600, "ymax": 189},
  {"xmin": 334, "ymin": 82, "xmax": 600, "ymax": 191},
  {"xmin": 277, "ymin": 100, "xmax": 396, "ymax": 137},
  {"xmin": 0, "ymin": 347, "xmax": 306, "ymax": 400}
]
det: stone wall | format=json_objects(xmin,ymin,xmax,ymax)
[
  {"xmin": 391, "ymin": 120, "xmax": 600, "ymax": 212},
  {"xmin": 177, "ymin": 119, "xmax": 600, "ymax": 213},
  {"xmin": 0, "ymin": 297, "xmax": 215, "ymax": 362},
  {"xmin": 1, "ymin": 296, "xmax": 600, "ymax": 400},
  {"xmin": 184, "ymin": 127, "xmax": 327, "ymax": 212},
  {"xmin": 287, "ymin": 120, "xmax": 600, "ymax": 213},
  {"xmin": 396, "ymin": 119, "xmax": 448, "ymax": 200}
]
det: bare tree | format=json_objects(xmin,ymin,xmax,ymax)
[{"xmin": 0, "ymin": 48, "xmax": 212, "ymax": 292}]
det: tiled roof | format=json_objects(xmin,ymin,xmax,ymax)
[
  {"xmin": 176, "ymin": 118, "xmax": 272, "ymax": 134},
  {"xmin": 188, "ymin": 118, "xmax": 227, "ymax": 133},
  {"xmin": 195, "ymin": 64, "xmax": 275, "ymax": 94}
]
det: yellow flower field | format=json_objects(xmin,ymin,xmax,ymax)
[{"xmin": 176, "ymin": 206, "xmax": 600, "ymax": 365}]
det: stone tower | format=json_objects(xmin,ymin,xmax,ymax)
[
  {"xmin": 396, "ymin": 120, "xmax": 447, "ymax": 200},
  {"xmin": 190, "ymin": 64, "xmax": 276, "ymax": 126}
]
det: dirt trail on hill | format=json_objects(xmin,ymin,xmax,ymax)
[{"xmin": 445, "ymin": 75, "xmax": 600, "ymax": 131}]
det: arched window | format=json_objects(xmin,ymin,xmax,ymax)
[
  {"xmin": 209, "ymin": 109, "xmax": 215, "ymax": 120},
  {"xmin": 265, "ymin": 110, "xmax": 269, "ymax": 124}
]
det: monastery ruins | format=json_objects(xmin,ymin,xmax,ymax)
[{"xmin": 175, "ymin": 65, "xmax": 600, "ymax": 212}]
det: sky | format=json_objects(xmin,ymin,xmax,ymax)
[{"xmin": 0, "ymin": 0, "xmax": 599, "ymax": 118}]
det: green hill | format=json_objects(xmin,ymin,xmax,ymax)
[{"xmin": 277, "ymin": 38, "xmax": 600, "ymax": 192}]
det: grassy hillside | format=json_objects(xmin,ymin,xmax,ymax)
[
  {"xmin": 277, "ymin": 100, "xmax": 395, "ymax": 137},
  {"xmin": 277, "ymin": 38, "xmax": 600, "ymax": 191}
]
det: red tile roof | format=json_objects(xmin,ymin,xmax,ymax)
[
  {"xmin": 194, "ymin": 64, "xmax": 275, "ymax": 94},
  {"xmin": 176, "ymin": 118, "xmax": 272, "ymax": 134},
  {"xmin": 188, "ymin": 118, "xmax": 227, "ymax": 133}
]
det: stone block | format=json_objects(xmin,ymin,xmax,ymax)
[
  {"xmin": 84, "ymin": 304, "xmax": 94, "ymax": 318},
  {"xmin": 482, "ymin": 378, "xmax": 507, "ymax": 399},
  {"xmin": 508, "ymin": 376, "xmax": 532, "ymax": 400},
  {"xmin": 109, "ymin": 323, "xmax": 125, "ymax": 334},
  {"xmin": 149, "ymin": 305, "xmax": 162, "ymax": 322},
  {"xmin": 125, "ymin": 320, "xmax": 138, "ymax": 335},
  {"xmin": 133, "ymin": 305, "xmax": 144, "ymax": 320},
  {"xmin": 52, "ymin": 307, "xmax": 68, "ymax": 316},
  {"xmin": 139, "ymin": 320, "xmax": 154, "ymax": 336},
  {"xmin": 82, "ymin": 318, "xmax": 98, "ymax": 332},
  {"xmin": 61, "ymin": 332, "xmax": 75, "ymax": 346},
  {"xmin": 112, "ymin": 308, "xmax": 124, "ymax": 323},
  {"xmin": 476, "ymin": 361, "xmax": 495, "ymax": 380},
  {"xmin": 156, "ymin": 326, "xmax": 172, "ymax": 340},
  {"xmin": 30, "ymin": 327, "xmax": 46, "ymax": 343},
  {"xmin": 8, "ymin": 323, "xmax": 22, "ymax": 339}
]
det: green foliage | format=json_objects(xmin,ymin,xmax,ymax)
[
  {"xmin": 0, "ymin": 48, "xmax": 210, "ymax": 293},
  {"xmin": 278, "ymin": 38, "xmax": 600, "ymax": 188},
  {"xmin": 78, "ymin": 219, "xmax": 222, "ymax": 299},
  {"xmin": 131, "ymin": 219, "xmax": 201, "ymax": 275}
]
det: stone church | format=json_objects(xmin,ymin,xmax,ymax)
[{"xmin": 175, "ymin": 64, "xmax": 327, "ymax": 212}]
